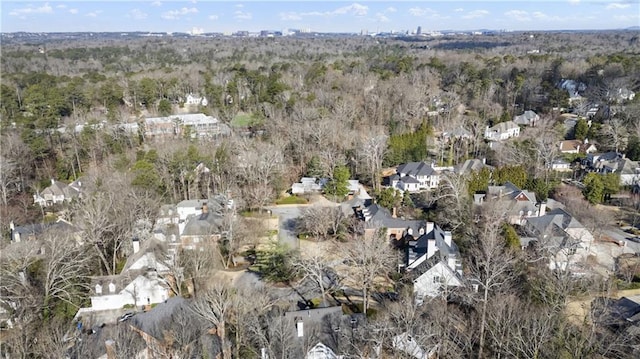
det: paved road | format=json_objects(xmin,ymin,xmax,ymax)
[{"xmin": 605, "ymin": 226, "xmax": 640, "ymax": 253}]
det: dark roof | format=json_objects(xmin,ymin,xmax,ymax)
[
  {"xmin": 358, "ymin": 204, "xmax": 424, "ymax": 233},
  {"xmin": 11, "ymin": 219, "xmax": 75, "ymax": 240},
  {"xmin": 399, "ymin": 175, "xmax": 420, "ymax": 184},
  {"xmin": 397, "ymin": 162, "xmax": 436, "ymax": 177}
]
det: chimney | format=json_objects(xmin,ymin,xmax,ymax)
[
  {"xmin": 9, "ymin": 221, "xmax": 15, "ymax": 231},
  {"xmin": 584, "ymin": 138, "xmax": 589, "ymax": 144},
  {"xmin": 105, "ymin": 340, "xmax": 116, "ymax": 359},
  {"xmin": 538, "ymin": 202, "xmax": 547, "ymax": 217},
  {"xmin": 51, "ymin": 178, "xmax": 55, "ymax": 185},
  {"xmin": 482, "ymin": 158, "xmax": 486, "ymax": 165},
  {"xmin": 427, "ymin": 239, "xmax": 437, "ymax": 258},
  {"xmin": 392, "ymin": 207, "xmax": 397, "ymax": 218},
  {"xmin": 202, "ymin": 202, "xmax": 208, "ymax": 214},
  {"xmin": 296, "ymin": 320, "xmax": 304, "ymax": 338},
  {"xmin": 444, "ymin": 231, "xmax": 452, "ymax": 247},
  {"xmin": 426, "ymin": 222, "xmax": 434, "ymax": 234},
  {"xmin": 132, "ymin": 237, "xmax": 140, "ymax": 254}
]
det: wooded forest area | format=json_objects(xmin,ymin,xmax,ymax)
[{"xmin": 1, "ymin": 30, "xmax": 640, "ymax": 358}]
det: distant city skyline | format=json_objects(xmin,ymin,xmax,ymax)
[{"xmin": 2, "ymin": 1, "xmax": 639, "ymax": 34}]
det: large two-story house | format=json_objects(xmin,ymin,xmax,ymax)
[
  {"xmin": 523, "ymin": 208, "xmax": 595, "ymax": 272},
  {"xmin": 402, "ymin": 222, "xmax": 464, "ymax": 302},
  {"xmin": 388, "ymin": 162, "xmax": 452, "ymax": 193},
  {"xmin": 584, "ymin": 152, "xmax": 640, "ymax": 186},
  {"xmin": 33, "ymin": 178, "xmax": 84, "ymax": 207},
  {"xmin": 474, "ymin": 182, "xmax": 544, "ymax": 225},
  {"xmin": 484, "ymin": 121, "xmax": 520, "ymax": 141}
]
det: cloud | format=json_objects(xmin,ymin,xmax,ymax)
[
  {"xmin": 280, "ymin": 12, "xmax": 302, "ymax": 21},
  {"xmin": 462, "ymin": 10, "xmax": 489, "ymax": 19},
  {"xmin": 333, "ymin": 3, "xmax": 368, "ymax": 17},
  {"xmin": 56, "ymin": 4, "xmax": 67, "ymax": 9},
  {"xmin": 375, "ymin": 12, "xmax": 390, "ymax": 22},
  {"xmin": 409, "ymin": 7, "xmax": 448, "ymax": 19},
  {"xmin": 278, "ymin": 3, "xmax": 369, "ymax": 21},
  {"xmin": 505, "ymin": 10, "xmax": 531, "ymax": 22},
  {"xmin": 69, "ymin": 9, "xmax": 79, "ymax": 15},
  {"xmin": 190, "ymin": 27, "xmax": 204, "ymax": 35},
  {"xmin": 208, "ymin": 14, "xmax": 219, "ymax": 20},
  {"xmin": 568, "ymin": 0, "xmax": 580, "ymax": 4},
  {"xmin": 162, "ymin": 7, "xmax": 198, "ymax": 20},
  {"xmin": 606, "ymin": 3, "xmax": 631, "ymax": 10},
  {"xmin": 454, "ymin": 8, "xmax": 464, "ymax": 12},
  {"xmin": 236, "ymin": 4, "xmax": 244, "ymax": 8},
  {"xmin": 234, "ymin": 10, "xmax": 252, "ymax": 20},
  {"xmin": 129, "ymin": 9, "xmax": 147, "ymax": 20},
  {"xmin": 9, "ymin": 2, "xmax": 53, "ymax": 16},
  {"xmin": 86, "ymin": 10, "xmax": 103, "ymax": 18},
  {"xmin": 409, "ymin": 7, "xmax": 435, "ymax": 17},
  {"xmin": 386, "ymin": 7, "xmax": 397, "ymax": 13},
  {"xmin": 151, "ymin": 1, "xmax": 162, "ymax": 6}
]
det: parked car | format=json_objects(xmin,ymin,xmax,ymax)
[
  {"xmin": 119, "ymin": 312, "xmax": 135, "ymax": 322},
  {"xmin": 627, "ymin": 236, "xmax": 640, "ymax": 244}
]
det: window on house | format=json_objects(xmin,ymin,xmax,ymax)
[
  {"xmin": 433, "ymin": 276, "xmax": 441, "ymax": 283},
  {"xmin": 567, "ymin": 247, "xmax": 577, "ymax": 255}
]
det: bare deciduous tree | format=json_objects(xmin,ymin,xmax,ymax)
[{"xmin": 344, "ymin": 230, "xmax": 396, "ymax": 315}]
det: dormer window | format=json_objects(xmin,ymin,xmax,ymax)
[
  {"xmin": 95, "ymin": 284, "xmax": 103, "ymax": 294},
  {"xmin": 108, "ymin": 282, "xmax": 116, "ymax": 293}
]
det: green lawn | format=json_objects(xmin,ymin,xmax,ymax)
[
  {"xmin": 275, "ymin": 195, "xmax": 308, "ymax": 205},
  {"xmin": 231, "ymin": 112, "xmax": 262, "ymax": 127}
]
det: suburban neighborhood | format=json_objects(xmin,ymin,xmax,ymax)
[{"xmin": 1, "ymin": 23, "xmax": 640, "ymax": 359}]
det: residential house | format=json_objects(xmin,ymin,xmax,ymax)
[
  {"xmin": 87, "ymin": 270, "xmax": 169, "ymax": 312},
  {"xmin": 441, "ymin": 126, "xmax": 473, "ymax": 142},
  {"xmin": 585, "ymin": 152, "xmax": 640, "ymax": 186},
  {"xmin": 184, "ymin": 93, "xmax": 208, "ymax": 107},
  {"xmin": 454, "ymin": 158, "xmax": 492, "ymax": 176},
  {"xmin": 559, "ymin": 79, "xmax": 586, "ymax": 103},
  {"xmin": 33, "ymin": 178, "xmax": 83, "ymax": 207},
  {"xmin": 306, "ymin": 343, "xmax": 341, "ymax": 359},
  {"xmin": 291, "ymin": 177, "xmax": 360, "ymax": 195},
  {"xmin": 388, "ymin": 162, "xmax": 451, "ymax": 193},
  {"xmin": 129, "ymin": 296, "xmax": 216, "ymax": 359},
  {"xmin": 402, "ymin": 222, "xmax": 464, "ymax": 301},
  {"xmin": 292, "ymin": 177, "xmax": 324, "ymax": 195},
  {"xmin": 285, "ymin": 306, "xmax": 360, "ymax": 358},
  {"xmin": 558, "ymin": 139, "xmax": 598, "ymax": 154},
  {"xmin": 550, "ymin": 158, "xmax": 572, "ymax": 171},
  {"xmin": 9, "ymin": 218, "xmax": 76, "ymax": 243},
  {"xmin": 352, "ymin": 202, "xmax": 424, "ymax": 240},
  {"xmin": 484, "ymin": 120, "xmax": 520, "ymax": 141},
  {"xmin": 513, "ymin": 110, "xmax": 540, "ymax": 126},
  {"xmin": 143, "ymin": 113, "xmax": 229, "ymax": 140},
  {"xmin": 178, "ymin": 195, "xmax": 230, "ymax": 249},
  {"xmin": 523, "ymin": 208, "xmax": 595, "ymax": 272},
  {"xmin": 475, "ymin": 182, "xmax": 544, "ymax": 225},
  {"xmin": 392, "ymin": 332, "xmax": 438, "ymax": 359},
  {"xmin": 609, "ymin": 88, "xmax": 636, "ymax": 103}
]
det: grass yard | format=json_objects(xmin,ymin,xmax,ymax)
[{"xmin": 231, "ymin": 112, "xmax": 262, "ymax": 127}]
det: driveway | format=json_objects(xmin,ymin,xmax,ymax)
[
  {"xmin": 267, "ymin": 205, "xmax": 303, "ymax": 249},
  {"xmin": 266, "ymin": 195, "xmax": 339, "ymax": 249}
]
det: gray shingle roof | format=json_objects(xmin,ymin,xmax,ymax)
[{"xmin": 397, "ymin": 162, "xmax": 436, "ymax": 177}]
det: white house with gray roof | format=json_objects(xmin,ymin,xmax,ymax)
[
  {"xmin": 513, "ymin": 110, "xmax": 540, "ymax": 126},
  {"xmin": 484, "ymin": 120, "xmax": 520, "ymax": 141},
  {"xmin": 402, "ymin": 222, "xmax": 464, "ymax": 301},
  {"xmin": 475, "ymin": 181, "xmax": 544, "ymax": 225},
  {"xmin": 388, "ymin": 161, "xmax": 452, "ymax": 192},
  {"xmin": 523, "ymin": 208, "xmax": 595, "ymax": 272}
]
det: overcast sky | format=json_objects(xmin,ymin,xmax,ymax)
[{"xmin": 2, "ymin": 1, "xmax": 639, "ymax": 33}]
